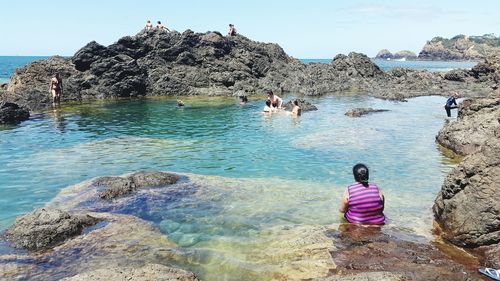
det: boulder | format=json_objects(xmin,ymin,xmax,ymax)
[
  {"xmin": 61, "ymin": 264, "xmax": 199, "ymax": 281},
  {"xmin": 0, "ymin": 101, "xmax": 29, "ymax": 124},
  {"xmin": 331, "ymin": 52, "xmax": 384, "ymax": 78},
  {"xmin": 283, "ymin": 99, "xmax": 318, "ymax": 112},
  {"xmin": 436, "ymin": 96, "xmax": 500, "ymax": 156},
  {"xmin": 2, "ymin": 208, "xmax": 100, "ymax": 251},
  {"xmin": 345, "ymin": 107, "xmax": 389, "ymax": 117},
  {"xmin": 94, "ymin": 171, "xmax": 179, "ymax": 200}
]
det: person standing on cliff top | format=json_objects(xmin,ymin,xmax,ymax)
[
  {"xmin": 49, "ymin": 73, "xmax": 63, "ymax": 106},
  {"xmin": 228, "ymin": 24, "xmax": 237, "ymax": 36},
  {"xmin": 444, "ymin": 92, "xmax": 459, "ymax": 117},
  {"xmin": 156, "ymin": 21, "xmax": 170, "ymax": 32},
  {"xmin": 145, "ymin": 20, "xmax": 153, "ymax": 30}
]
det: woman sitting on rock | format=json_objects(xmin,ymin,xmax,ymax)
[{"xmin": 339, "ymin": 163, "xmax": 385, "ymax": 225}]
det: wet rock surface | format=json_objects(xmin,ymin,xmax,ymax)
[
  {"xmin": 61, "ymin": 263, "xmax": 199, "ymax": 281},
  {"xmin": 344, "ymin": 108, "xmax": 389, "ymax": 117},
  {"xmin": 317, "ymin": 225, "xmax": 483, "ymax": 281},
  {"xmin": 2, "ymin": 30, "xmax": 496, "ymax": 111},
  {"xmin": 282, "ymin": 99, "xmax": 318, "ymax": 112},
  {"xmin": 2, "ymin": 208, "xmax": 100, "ymax": 251},
  {"xmin": 94, "ymin": 171, "xmax": 179, "ymax": 200},
  {"xmin": 0, "ymin": 101, "xmax": 29, "ymax": 124}
]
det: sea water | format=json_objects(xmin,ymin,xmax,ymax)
[
  {"xmin": 0, "ymin": 56, "xmax": 49, "ymax": 84},
  {"xmin": 0, "ymin": 58, "xmax": 462, "ymax": 280}
]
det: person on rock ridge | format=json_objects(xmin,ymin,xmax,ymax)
[
  {"xmin": 156, "ymin": 21, "xmax": 170, "ymax": 32},
  {"xmin": 339, "ymin": 163, "xmax": 385, "ymax": 225},
  {"xmin": 49, "ymin": 73, "xmax": 63, "ymax": 106},
  {"xmin": 145, "ymin": 20, "xmax": 153, "ymax": 30},
  {"xmin": 228, "ymin": 24, "xmax": 237, "ymax": 36},
  {"xmin": 444, "ymin": 92, "xmax": 460, "ymax": 117}
]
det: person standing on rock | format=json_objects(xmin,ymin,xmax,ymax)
[
  {"xmin": 267, "ymin": 90, "xmax": 283, "ymax": 109},
  {"xmin": 145, "ymin": 20, "xmax": 153, "ymax": 30},
  {"xmin": 444, "ymin": 92, "xmax": 459, "ymax": 117},
  {"xmin": 339, "ymin": 163, "xmax": 385, "ymax": 225},
  {"xmin": 49, "ymin": 73, "xmax": 63, "ymax": 106},
  {"xmin": 228, "ymin": 24, "xmax": 237, "ymax": 36},
  {"xmin": 156, "ymin": 21, "xmax": 170, "ymax": 32}
]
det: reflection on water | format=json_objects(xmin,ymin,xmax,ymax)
[{"xmin": 0, "ymin": 96, "xmax": 457, "ymax": 280}]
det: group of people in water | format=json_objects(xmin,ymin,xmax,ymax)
[{"xmin": 262, "ymin": 90, "xmax": 301, "ymax": 116}]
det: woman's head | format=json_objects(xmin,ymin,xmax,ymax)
[
  {"xmin": 353, "ymin": 163, "xmax": 369, "ymax": 185},
  {"xmin": 157, "ymin": 21, "xmax": 161, "ymax": 24},
  {"xmin": 267, "ymin": 90, "xmax": 274, "ymax": 97},
  {"xmin": 293, "ymin": 100, "xmax": 299, "ymax": 106},
  {"xmin": 265, "ymin": 100, "xmax": 271, "ymax": 106}
]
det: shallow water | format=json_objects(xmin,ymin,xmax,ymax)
[{"xmin": 0, "ymin": 96, "xmax": 458, "ymax": 280}]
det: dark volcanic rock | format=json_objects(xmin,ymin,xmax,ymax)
[
  {"xmin": 345, "ymin": 107, "xmax": 389, "ymax": 117},
  {"xmin": 95, "ymin": 171, "xmax": 179, "ymax": 200},
  {"xmin": 283, "ymin": 99, "xmax": 318, "ymax": 112},
  {"xmin": 2, "ymin": 208, "xmax": 100, "ymax": 251},
  {"xmin": 0, "ymin": 101, "xmax": 29, "ymax": 124},
  {"xmin": 331, "ymin": 53, "xmax": 383, "ymax": 78},
  {"xmin": 436, "ymin": 96, "xmax": 500, "ymax": 156},
  {"xmin": 434, "ymin": 92, "xmax": 500, "ymax": 248}
]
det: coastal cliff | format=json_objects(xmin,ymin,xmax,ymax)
[
  {"xmin": 418, "ymin": 34, "xmax": 500, "ymax": 61},
  {"xmin": 1, "ymin": 29, "xmax": 496, "ymax": 111}
]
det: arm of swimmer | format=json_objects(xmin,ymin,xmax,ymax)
[{"xmin": 339, "ymin": 189, "xmax": 349, "ymax": 213}]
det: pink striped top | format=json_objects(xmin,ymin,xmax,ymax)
[{"xmin": 345, "ymin": 182, "xmax": 385, "ymax": 225}]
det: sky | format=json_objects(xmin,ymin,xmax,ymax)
[{"xmin": 0, "ymin": 0, "xmax": 499, "ymax": 58}]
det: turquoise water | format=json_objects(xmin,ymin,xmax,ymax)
[
  {"xmin": 0, "ymin": 96, "xmax": 455, "ymax": 231},
  {"xmin": 0, "ymin": 56, "xmax": 50, "ymax": 84},
  {"xmin": 301, "ymin": 58, "xmax": 477, "ymax": 72}
]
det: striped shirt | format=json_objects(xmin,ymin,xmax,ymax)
[{"xmin": 345, "ymin": 182, "xmax": 385, "ymax": 225}]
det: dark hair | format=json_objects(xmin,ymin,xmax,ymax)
[
  {"xmin": 157, "ymin": 21, "xmax": 161, "ymax": 24},
  {"xmin": 266, "ymin": 90, "xmax": 273, "ymax": 95},
  {"xmin": 239, "ymin": 96, "xmax": 248, "ymax": 102},
  {"xmin": 353, "ymin": 163, "xmax": 369, "ymax": 187},
  {"xmin": 265, "ymin": 100, "xmax": 271, "ymax": 106},
  {"xmin": 293, "ymin": 100, "xmax": 299, "ymax": 106}
]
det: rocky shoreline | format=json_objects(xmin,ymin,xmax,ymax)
[
  {"xmin": 0, "ymin": 29, "xmax": 497, "ymax": 113},
  {"xmin": 434, "ymin": 89, "xmax": 500, "ymax": 269}
]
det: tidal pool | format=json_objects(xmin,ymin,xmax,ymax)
[{"xmin": 0, "ymin": 95, "xmax": 458, "ymax": 280}]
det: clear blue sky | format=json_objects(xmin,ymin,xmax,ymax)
[{"xmin": 1, "ymin": 0, "xmax": 498, "ymax": 58}]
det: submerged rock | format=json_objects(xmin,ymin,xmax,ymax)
[
  {"xmin": 61, "ymin": 264, "xmax": 199, "ymax": 281},
  {"xmin": 0, "ymin": 101, "xmax": 29, "ymax": 124},
  {"xmin": 345, "ymin": 107, "xmax": 389, "ymax": 117},
  {"xmin": 94, "ymin": 171, "xmax": 180, "ymax": 200},
  {"xmin": 282, "ymin": 99, "xmax": 318, "ymax": 112},
  {"xmin": 2, "ymin": 208, "xmax": 100, "ymax": 251}
]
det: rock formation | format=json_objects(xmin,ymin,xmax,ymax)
[
  {"xmin": 375, "ymin": 49, "xmax": 393, "ymax": 60},
  {"xmin": 2, "ymin": 208, "xmax": 100, "ymax": 251},
  {"xmin": 2, "ymin": 30, "xmax": 495, "ymax": 111},
  {"xmin": 393, "ymin": 50, "xmax": 417, "ymax": 60},
  {"xmin": 0, "ymin": 101, "xmax": 29, "ymax": 124},
  {"xmin": 418, "ymin": 34, "xmax": 500, "ymax": 60},
  {"xmin": 434, "ymin": 91, "xmax": 500, "ymax": 267},
  {"xmin": 344, "ymin": 107, "xmax": 389, "ymax": 117},
  {"xmin": 282, "ymin": 99, "xmax": 318, "ymax": 112}
]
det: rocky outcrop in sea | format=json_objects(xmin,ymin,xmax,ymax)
[
  {"xmin": 1, "ymin": 29, "xmax": 496, "ymax": 111},
  {"xmin": 418, "ymin": 34, "xmax": 500, "ymax": 61},
  {"xmin": 375, "ymin": 49, "xmax": 417, "ymax": 60},
  {"xmin": 344, "ymin": 107, "xmax": 389, "ymax": 117},
  {"xmin": 434, "ymin": 90, "xmax": 500, "ymax": 268},
  {"xmin": 0, "ymin": 101, "xmax": 29, "ymax": 124}
]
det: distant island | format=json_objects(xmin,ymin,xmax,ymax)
[{"xmin": 376, "ymin": 33, "xmax": 500, "ymax": 61}]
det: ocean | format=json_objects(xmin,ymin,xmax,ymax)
[{"xmin": 0, "ymin": 56, "xmax": 477, "ymax": 85}]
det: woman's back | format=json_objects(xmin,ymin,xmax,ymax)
[{"xmin": 345, "ymin": 182, "xmax": 385, "ymax": 225}]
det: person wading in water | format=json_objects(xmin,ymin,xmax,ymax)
[{"xmin": 49, "ymin": 73, "xmax": 63, "ymax": 106}]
